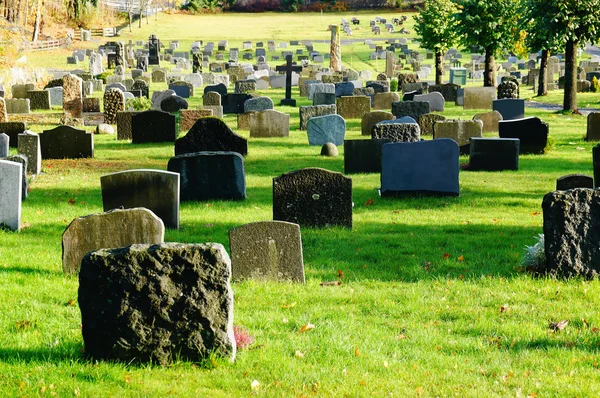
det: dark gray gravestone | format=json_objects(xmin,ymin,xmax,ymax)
[
  {"xmin": 556, "ymin": 174, "xmax": 594, "ymax": 190},
  {"xmin": 101, "ymin": 169, "xmax": 180, "ymax": 229},
  {"xmin": 0, "ymin": 121, "xmax": 26, "ymax": 148},
  {"xmin": 131, "ymin": 110, "xmax": 176, "ymax": 144},
  {"xmin": 299, "ymin": 104, "xmax": 337, "ymax": 130},
  {"xmin": 203, "ymin": 83, "xmax": 228, "ymax": 97},
  {"xmin": 1, "ymin": 154, "xmax": 28, "ymax": 200},
  {"xmin": 306, "ymin": 114, "xmax": 346, "ymax": 146},
  {"xmin": 313, "ymin": 92, "xmax": 336, "ymax": 106},
  {"xmin": 167, "ymin": 151, "xmax": 246, "ymax": 201},
  {"xmin": 174, "ymin": 117, "xmax": 247, "ymax": 156},
  {"xmin": 402, "ymin": 90, "xmax": 421, "ymax": 101},
  {"xmin": 492, "ymin": 99, "xmax": 525, "ymax": 121},
  {"xmin": 391, "ymin": 101, "xmax": 430, "ymax": 120},
  {"xmin": 587, "ymin": 113, "xmax": 600, "ymax": 141},
  {"xmin": 498, "ymin": 117, "xmax": 548, "ymax": 154},
  {"xmin": 40, "ymin": 125, "xmax": 93, "ymax": 159},
  {"xmin": 381, "ymin": 139, "xmax": 459, "ymax": 197},
  {"xmin": 429, "ymin": 83, "xmax": 459, "ymax": 102},
  {"xmin": 543, "ymin": 189, "xmax": 600, "ymax": 278},
  {"xmin": 334, "ymin": 82, "xmax": 354, "ymax": 97},
  {"xmin": 78, "ymin": 242, "xmax": 235, "ymax": 364},
  {"xmin": 224, "ymin": 93, "xmax": 252, "ymax": 114},
  {"xmin": 168, "ymin": 84, "xmax": 191, "ymax": 98},
  {"xmin": 371, "ymin": 121, "xmax": 420, "ymax": 142},
  {"xmin": 468, "ymin": 138, "xmax": 519, "ymax": 171},
  {"xmin": 273, "ymin": 168, "xmax": 352, "ymax": 228},
  {"xmin": 344, "ymin": 139, "xmax": 392, "ymax": 174},
  {"xmin": 160, "ymin": 95, "xmax": 188, "ymax": 113},
  {"xmin": 116, "ymin": 111, "xmax": 141, "ymax": 140},
  {"xmin": 229, "ymin": 221, "xmax": 304, "ymax": 283}
]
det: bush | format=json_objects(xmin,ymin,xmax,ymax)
[
  {"xmin": 390, "ymin": 78, "xmax": 398, "ymax": 92},
  {"xmin": 125, "ymin": 97, "xmax": 152, "ymax": 111},
  {"xmin": 592, "ymin": 76, "xmax": 600, "ymax": 93},
  {"xmin": 521, "ymin": 234, "xmax": 545, "ymax": 270},
  {"xmin": 95, "ymin": 71, "xmax": 113, "ymax": 84}
]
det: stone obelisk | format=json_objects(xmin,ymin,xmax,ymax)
[{"xmin": 330, "ymin": 25, "xmax": 341, "ymax": 72}]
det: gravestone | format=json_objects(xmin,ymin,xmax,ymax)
[
  {"xmin": 17, "ymin": 131, "xmax": 41, "ymax": 175},
  {"xmin": 336, "ymin": 96, "xmax": 371, "ymax": 119},
  {"xmin": 381, "ymin": 139, "xmax": 459, "ymax": 197},
  {"xmin": 152, "ymin": 69, "xmax": 166, "ymax": 83},
  {"xmin": 428, "ymin": 83, "xmax": 459, "ymax": 102},
  {"xmin": 204, "ymin": 85, "xmax": 226, "ymax": 101},
  {"xmin": 235, "ymin": 80, "xmax": 256, "ymax": 94},
  {"xmin": 11, "ymin": 83, "xmax": 34, "ymax": 99},
  {"xmin": 433, "ymin": 119, "xmax": 483, "ymax": 154},
  {"xmin": 306, "ymin": 114, "xmax": 346, "ymax": 146},
  {"xmin": 0, "ymin": 122, "xmax": 26, "ymax": 148},
  {"xmin": 148, "ymin": 34, "xmax": 160, "ymax": 65},
  {"xmin": 101, "ymin": 169, "xmax": 180, "ymax": 229},
  {"xmin": 244, "ymin": 97, "xmax": 274, "ymax": 113},
  {"xmin": 463, "ymin": 87, "xmax": 497, "ymax": 110},
  {"xmin": 556, "ymin": 174, "xmax": 594, "ymax": 190},
  {"xmin": 586, "ymin": 112, "xmax": 600, "ymax": 141},
  {"xmin": 273, "ymin": 168, "xmax": 352, "ymax": 228},
  {"xmin": 89, "ymin": 52, "xmax": 103, "ymax": 76},
  {"xmin": 132, "ymin": 79, "xmax": 149, "ymax": 99},
  {"xmin": 46, "ymin": 87, "xmax": 64, "ymax": 107},
  {"xmin": 499, "ymin": 117, "xmax": 548, "ymax": 154},
  {"xmin": 179, "ymin": 109, "xmax": 213, "ymax": 131},
  {"xmin": 6, "ymin": 98, "xmax": 30, "ymax": 114},
  {"xmin": 493, "ymin": 99, "xmax": 525, "ymax": 121},
  {"xmin": 103, "ymin": 88, "xmax": 125, "ymax": 124},
  {"xmin": 78, "ymin": 242, "xmax": 235, "ymax": 364},
  {"xmin": 299, "ymin": 104, "xmax": 336, "ymax": 130},
  {"xmin": 168, "ymin": 83, "xmax": 191, "ymax": 98},
  {"xmin": 116, "ymin": 111, "xmax": 140, "ymax": 140},
  {"xmin": 27, "ymin": 90, "xmax": 51, "ymax": 110},
  {"xmin": 40, "ymin": 125, "xmax": 93, "ymax": 159},
  {"xmin": 167, "ymin": 152, "xmax": 246, "ymax": 201},
  {"xmin": 335, "ymin": 82, "xmax": 355, "ymax": 97},
  {"xmin": 249, "ymin": 110, "xmax": 290, "ymax": 138},
  {"xmin": 3, "ymin": 154, "xmax": 27, "ymax": 201},
  {"xmin": 175, "ymin": 117, "xmax": 248, "ymax": 156},
  {"xmin": 313, "ymin": 92, "xmax": 336, "ymax": 106},
  {"xmin": 373, "ymin": 92, "xmax": 400, "ymax": 110},
  {"xmin": 229, "ymin": 221, "xmax": 304, "ymax": 283},
  {"xmin": 361, "ymin": 111, "xmax": 395, "ymax": 136},
  {"xmin": 391, "ymin": 101, "xmax": 430, "ymax": 120},
  {"xmin": 417, "ymin": 114, "xmax": 446, "ymax": 136},
  {"xmin": 151, "ymin": 90, "xmax": 175, "ymax": 110},
  {"xmin": 0, "ymin": 98, "xmax": 6, "ymax": 122},
  {"xmin": 63, "ymin": 74, "xmax": 83, "ymax": 118},
  {"xmin": 468, "ymin": 138, "xmax": 520, "ymax": 171},
  {"xmin": 413, "ymin": 92, "xmax": 445, "ymax": 112},
  {"xmin": 344, "ymin": 139, "xmax": 392, "ymax": 174},
  {"xmin": 275, "ymin": 55, "xmax": 302, "ymax": 106},
  {"xmin": 62, "ymin": 208, "xmax": 165, "ymax": 274},
  {"xmin": 371, "ymin": 121, "xmax": 420, "ymax": 142},
  {"xmin": 0, "ymin": 133, "xmax": 7, "ymax": 157},
  {"xmin": 131, "ymin": 110, "xmax": 176, "ymax": 143},
  {"xmin": 160, "ymin": 95, "xmax": 189, "ymax": 113},
  {"xmin": 307, "ymin": 83, "xmax": 336, "ymax": 101},
  {"xmin": 542, "ymin": 189, "xmax": 600, "ymax": 278},
  {"xmin": 0, "ymin": 160, "xmax": 21, "ymax": 230},
  {"xmin": 473, "ymin": 111, "xmax": 503, "ymax": 133}
]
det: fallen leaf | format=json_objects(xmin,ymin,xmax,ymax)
[
  {"xmin": 281, "ymin": 302, "xmax": 296, "ymax": 309},
  {"xmin": 66, "ymin": 299, "xmax": 76, "ymax": 306},
  {"xmin": 360, "ymin": 380, "xmax": 366, "ymax": 386},
  {"xmin": 531, "ymin": 211, "xmax": 541, "ymax": 216},
  {"xmin": 337, "ymin": 269, "xmax": 344, "ymax": 278},
  {"xmin": 124, "ymin": 374, "xmax": 131, "ymax": 383},
  {"xmin": 355, "ymin": 346, "xmax": 360, "ymax": 357},
  {"xmin": 442, "ymin": 252, "xmax": 451, "ymax": 259},
  {"xmin": 298, "ymin": 323, "xmax": 315, "ymax": 333},
  {"xmin": 68, "ymin": 198, "xmax": 76, "ymax": 205},
  {"xmin": 491, "ymin": 218, "xmax": 499, "ymax": 223},
  {"xmin": 295, "ymin": 350, "xmax": 305, "ymax": 358},
  {"xmin": 423, "ymin": 261, "xmax": 431, "ymax": 271},
  {"xmin": 457, "ymin": 255, "xmax": 464, "ymax": 262},
  {"xmin": 549, "ymin": 320, "xmax": 569, "ymax": 331},
  {"xmin": 251, "ymin": 380, "xmax": 260, "ymax": 391},
  {"xmin": 364, "ymin": 199, "xmax": 374, "ymax": 206},
  {"xmin": 396, "ymin": 334, "xmax": 407, "ymax": 340},
  {"xmin": 205, "ymin": 203, "xmax": 211, "ymax": 207},
  {"xmin": 320, "ymin": 281, "xmax": 341, "ymax": 286},
  {"xmin": 500, "ymin": 304, "xmax": 509, "ymax": 313}
]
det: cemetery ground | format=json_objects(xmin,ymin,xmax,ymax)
[{"xmin": 2, "ymin": 11, "xmax": 600, "ymax": 397}]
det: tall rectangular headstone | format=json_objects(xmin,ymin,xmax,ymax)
[
  {"xmin": 63, "ymin": 74, "xmax": 83, "ymax": 118},
  {"xmin": 0, "ymin": 160, "xmax": 21, "ymax": 231},
  {"xmin": 18, "ymin": 131, "xmax": 41, "ymax": 175}
]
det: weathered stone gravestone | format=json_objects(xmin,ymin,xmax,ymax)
[
  {"xmin": 306, "ymin": 114, "xmax": 346, "ymax": 146},
  {"xmin": 0, "ymin": 122, "xmax": 26, "ymax": 148},
  {"xmin": 6, "ymin": 98, "xmax": 30, "ymax": 114},
  {"xmin": 273, "ymin": 168, "xmax": 352, "ymax": 228},
  {"xmin": 586, "ymin": 112, "xmax": 600, "ymax": 141},
  {"xmin": 179, "ymin": 109, "xmax": 213, "ymax": 131},
  {"xmin": 299, "ymin": 104, "xmax": 337, "ymax": 130},
  {"xmin": 244, "ymin": 97, "xmax": 273, "ymax": 113},
  {"xmin": 473, "ymin": 111, "xmax": 503, "ymax": 133},
  {"xmin": 89, "ymin": 51, "xmax": 103, "ymax": 76},
  {"xmin": 361, "ymin": 111, "xmax": 395, "ymax": 136},
  {"xmin": 335, "ymin": 82, "xmax": 355, "ymax": 97},
  {"xmin": 116, "ymin": 111, "xmax": 140, "ymax": 140},
  {"xmin": 161, "ymin": 95, "xmax": 188, "ymax": 113},
  {"xmin": 40, "ymin": 126, "xmax": 93, "ymax": 159},
  {"xmin": 131, "ymin": 110, "xmax": 176, "ymax": 143},
  {"xmin": 499, "ymin": 117, "xmax": 548, "ymax": 154},
  {"xmin": 336, "ymin": 96, "xmax": 371, "ymax": 119},
  {"xmin": 229, "ymin": 221, "xmax": 304, "ymax": 283},
  {"xmin": 468, "ymin": 138, "xmax": 520, "ymax": 171},
  {"xmin": 307, "ymin": 83, "xmax": 335, "ymax": 101},
  {"xmin": 46, "ymin": 87, "xmax": 63, "ymax": 107},
  {"xmin": 556, "ymin": 174, "xmax": 594, "ymax": 190},
  {"xmin": 428, "ymin": 83, "xmax": 459, "ymax": 102},
  {"xmin": 542, "ymin": 189, "xmax": 600, "ymax": 278},
  {"xmin": 151, "ymin": 90, "xmax": 175, "ymax": 110},
  {"xmin": 12, "ymin": 83, "xmax": 34, "ymax": 99},
  {"xmin": 492, "ymin": 99, "xmax": 525, "ymax": 121},
  {"xmin": 249, "ymin": 110, "xmax": 290, "ymax": 138},
  {"xmin": 313, "ymin": 92, "xmax": 337, "ymax": 106},
  {"xmin": 344, "ymin": 139, "xmax": 392, "ymax": 174},
  {"xmin": 418, "ymin": 114, "xmax": 446, "ymax": 136},
  {"xmin": 63, "ymin": 74, "xmax": 83, "ymax": 118},
  {"xmin": 78, "ymin": 242, "xmax": 235, "ymax": 364},
  {"xmin": 62, "ymin": 208, "xmax": 165, "ymax": 274},
  {"xmin": 413, "ymin": 92, "xmax": 445, "ymax": 112},
  {"xmin": 381, "ymin": 139, "xmax": 459, "ymax": 197},
  {"xmin": 103, "ymin": 88, "xmax": 125, "ymax": 124},
  {"xmin": 2, "ymin": 154, "xmax": 27, "ymax": 201},
  {"xmin": 175, "ymin": 117, "xmax": 248, "ymax": 156},
  {"xmin": 151, "ymin": 69, "xmax": 166, "ymax": 83},
  {"xmin": 27, "ymin": 90, "xmax": 51, "ymax": 110},
  {"xmin": 391, "ymin": 101, "xmax": 430, "ymax": 120},
  {"xmin": 101, "ymin": 169, "xmax": 180, "ymax": 229},
  {"xmin": 433, "ymin": 119, "xmax": 483, "ymax": 154},
  {"xmin": 18, "ymin": 131, "xmax": 41, "ymax": 175},
  {"xmin": 463, "ymin": 87, "xmax": 497, "ymax": 110},
  {"xmin": 372, "ymin": 121, "xmax": 421, "ymax": 142},
  {"xmin": 0, "ymin": 159, "xmax": 21, "ymax": 230},
  {"xmin": 167, "ymin": 152, "xmax": 246, "ymax": 201},
  {"xmin": 373, "ymin": 92, "xmax": 400, "ymax": 110},
  {"xmin": 0, "ymin": 133, "xmax": 8, "ymax": 157},
  {"xmin": 169, "ymin": 80, "xmax": 194, "ymax": 98}
]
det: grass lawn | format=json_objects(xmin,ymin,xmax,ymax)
[{"xmin": 2, "ymin": 10, "xmax": 600, "ymax": 397}]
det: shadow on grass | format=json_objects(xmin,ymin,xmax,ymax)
[
  {"xmin": 0, "ymin": 345, "xmax": 82, "ymax": 364},
  {"xmin": 0, "ymin": 266, "xmax": 62, "ymax": 277}
]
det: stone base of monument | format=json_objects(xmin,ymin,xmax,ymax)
[{"xmin": 280, "ymin": 98, "xmax": 296, "ymax": 107}]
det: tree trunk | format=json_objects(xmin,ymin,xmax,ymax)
[
  {"xmin": 138, "ymin": 7, "xmax": 142, "ymax": 28},
  {"xmin": 563, "ymin": 39, "xmax": 578, "ymax": 112},
  {"xmin": 128, "ymin": 10, "xmax": 132, "ymax": 32},
  {"xmin": 537, "ymin": 49, "xmax": 549, "ymax": 96},
  {"xmin": 435, "ymin": 50, "xmax": 443, "ymax": 85},
  {"xmin": 484, "ymin": 46, "xmax": 495, "ymax": 87},
  {"xmin": 31, "ymin": 0, "xmax": 41, "ymax": 42}
]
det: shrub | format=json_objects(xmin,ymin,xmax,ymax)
[
  {"xmin": 125, "ymin": 97, "xmax": 152, "ymax": 111},
  {"xmin": 592, "ymin": 76, "xmax": 600, "ymax": 93},
  {"xmin": 95, "ymin": 71, "xmax": 113, "ymax": 84},
  {"xmin": 390, "ymin": 78, "xmax": 398, "ymax": 92},
  {"xmin": 521, "ymin": 234, "xmax": 545, "ymax": 270}
]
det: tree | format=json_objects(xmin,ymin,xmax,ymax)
[
  {"xmin": 31, "ymin": 0, "xmax": 43, "ymax": 41},
  {"xmin": 413, "ymin": 0, "xmax": 458, "ymax": 85},
  {"xmin": 453, "ymin": 0, "xmax": 520, "ymax": 87},
  {"xmin": 535, "ymin": 0, "xmax": 600, "ymax": 111}
]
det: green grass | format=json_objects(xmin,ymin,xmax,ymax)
[{"xmin": 3, "ymin": 10, "xmax": 600, "ymax": 397}]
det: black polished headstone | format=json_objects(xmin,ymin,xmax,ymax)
[
  {"xmin": 174, "ymin": 117, "xmax": 247, "ymax": 156},
  {"xmin": 468, "ymin": 138, "xmax": 519, "ymax": 171},
  {"xmin": 498, "ymin": 117, "xmax": 548, "ymax": 154},
  {"xmin": 131, "ymin": 110, "xmax": 176, "ymax": 144},
  {"xmin": 40, "ymin": 125, "xmax": 93, "ymax": 159},
  {"xmin": 344, "ymin": 139, "xmax": 392, "ymax": 174}
]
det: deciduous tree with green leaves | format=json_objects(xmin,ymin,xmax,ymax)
[
  {"xmin": 453, "ymin": 0, "xmax": 520, "ymax": 87},
  {"xmin": 413, "ymin": 0, "xmax": 458, "ymax": 85}
]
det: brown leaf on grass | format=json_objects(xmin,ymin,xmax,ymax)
[
  {"xmin": 499, "ymin": 304, "xmax": 509, "ymax": 314},
  {"xmin": 354, "ymin": 346, "xmax": 360, "ymax": 357},
  {"xmin": 320, "ymin": 281, "xmax": 341, "ymax": 286},
  {"xmin": 205, "ymin": 203, "xmax": 211, "ymax": 207},
  {"xmin": 457, "ymin": 255, "xmax": 464, "ymax": 262},
  {"xmin": 442, "ymin": 252, "xmax": 451, "ymax": 259},
  {"xmin": 337, "ymin": 269, "xmax": 344, "ymax": 278},
  {"xmin": 15, "ymin": 319, "xmax": 35, "ymax": 331},
  {"xmin": 530, "ymin": 211, "xmax": 541, "ymax": 216},
  {"xmin": 491, "ymin": 218, "xmax": 499, "ymax": 223},
  {"xmin": 364, "ymin": 199, "xmax": 374, "ymax": 206},
  {"xmin": 298, "ymin": 323, "xmax": 315, "ymax": 333},
  {"xmin": 549, "ymin": 320, "xmax": 569, "ymax": 331},
  {"xmin": 592, "ymin": 327, "xmax": 600, "ymax": 334},
  {"xmin": 396, "ymin": 334, "xmax": 407, "ymax": 340},
  {"xmin": 67, "ymin": 198, "xmax": 76, "ymax": 205},
  {"xmin": 423, "ymin": 262, "xmax": 432, "ymax": 271},
  {"xmin": 66, "ymin": 299, "xmax": 76, "ymax": 306},
  {"xmin": 124, "ymin": 374, "xmax": 131, "ymax": 383}
]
